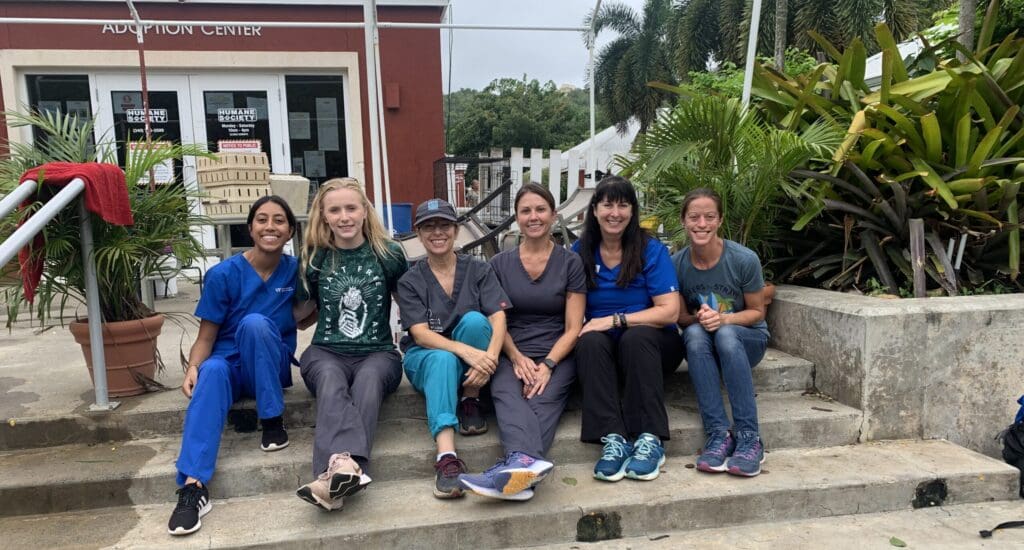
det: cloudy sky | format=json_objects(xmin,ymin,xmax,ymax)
[{"xmin": 441, "ymin": 0, "xmax": 646, "ymax": 92}]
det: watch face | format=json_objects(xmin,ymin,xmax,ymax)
[{"xmin": 544, "ymin": 358, "xmax": 557, "ymax": 369}]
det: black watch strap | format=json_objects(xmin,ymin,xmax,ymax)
[{"xmin": 542, "ymin": 358, "xmax": 557, "ymax": 369}]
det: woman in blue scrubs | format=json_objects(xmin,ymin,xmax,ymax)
[{"xmin": 168, "ymin": 195, "xmax": 299, "ymax": 536}]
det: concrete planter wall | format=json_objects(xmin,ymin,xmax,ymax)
[{"xmin": 767, "ymin": 285, "xmax": 1024, "ymax": 457}]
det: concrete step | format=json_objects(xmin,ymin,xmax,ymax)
[
  {"xmin": 0, "ymin": 348, "xmax": 813, "ymax": 452},
  {"xmin": 0, "ymin": 391, "xmax": 858, "ymax": 517},
  {"xmin": 0, "ymin": 440, "xmax": 1015, "ymax": 548},
  {"xmin": 534, "ymin": 500, "xmax": 1024, "ymax": 549}
]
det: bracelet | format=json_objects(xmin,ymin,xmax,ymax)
[
  {"xmin": 611, "ymin": 314, "xmax": 619, "ymax": 329},
  {"xmin": 619, "ymin": 312, "xmax": 629, "ymax": 328}
]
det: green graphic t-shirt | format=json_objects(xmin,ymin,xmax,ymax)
[{"xmin": 299, "ymin": 241, "xmax": 408, "ymax": 355}]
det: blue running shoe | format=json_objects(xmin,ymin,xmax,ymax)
[
  {"xmin": 593, "ymin": 434, "xmax": 632, "ymax": 482},
  {"xmin": 493, "ymin": 451, "xmax": 554, "ymax": 495},
  {"xmin": 625, "ymin": 433, "xmax": 666, "ymax": 481},
  {"xmin": 727, "ymin": 435, "xmax": 765, "ymax": 477},
  {"xmin": 458, "ymin": 456, "xmax": 505, "ymax": 494},
  {"xmin": 696, "ymin": 431, "xmax": 735, "ymax": 473}
]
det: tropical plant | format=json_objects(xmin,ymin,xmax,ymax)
[
  {"xmin": 752, "ymin": 16, "xmax": 1024, "ymax": 294},
  {"xmin": 584, "ymin": 0, "xmax": 677, "ymax": 133},
  {"xmin": 618, "ymin": 93, "xmax": 842, "ymax": 261},
  {"xmin": 0, "ymin": 110, "xmax": 209, "ymax": 325}
]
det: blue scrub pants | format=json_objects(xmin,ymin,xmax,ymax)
[
  {"xmin": 176, "ymin": 314, "xmax": 289, "ymax": 486},
  {"xmin": 403, "ymin": 311, "xmax": 491, "ymax": 438}
]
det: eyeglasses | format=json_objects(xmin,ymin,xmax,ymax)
[
  {"xmin": 418, "ymin": 222, "xmax": 455, "ymax": 233},
  {"xmin": 684, "ymin": 213, "xmax": 720, "ymax": 223}
]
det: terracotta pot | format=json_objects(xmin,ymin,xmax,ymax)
[{"xmin": 69, "ymin": 314, "xmax": 164, "ymax": 397}]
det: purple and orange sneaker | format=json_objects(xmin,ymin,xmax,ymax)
[
  {"xmin": 696, "ymin": 431, "xmax": 735, "ymax": 473},
  {"xmin": 727, "ymin": 436, "xmax": 765, "ymax": 477}
]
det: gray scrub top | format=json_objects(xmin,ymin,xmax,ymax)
[
  {"xmin": 489, "ymin": 245, "xmax": 587, "ymax": 357},
  {"xmin": 396, "ymin": 254, "xmax": 511, "ymax": 352}
]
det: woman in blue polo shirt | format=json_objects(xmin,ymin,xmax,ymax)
[
  {"xmin": 572, "ymin": 176, "xmax": 682, "ymax": 483},
  {"xmin": 168, "ymin": 195, "xmax": 299, "ymax": 536}
]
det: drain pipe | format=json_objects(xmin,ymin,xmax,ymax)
[
  {"xmin": 362, "ymin": 0, "xmax": 386, "ymax": 222},
  {"xmin": 370, "ymin": 0, "xmax": 395, "ymax": 234}
]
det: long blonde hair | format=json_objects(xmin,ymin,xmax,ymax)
[{"xmin": 301, "ymin": 177, "xmax": 404, "ymax": 287}]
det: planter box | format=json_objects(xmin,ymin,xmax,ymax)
[{"xmin": 767, "ymin": 285, "xmax": 1024, "ymax": 457}]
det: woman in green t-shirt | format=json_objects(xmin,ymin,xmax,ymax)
[{"xmin": 293, "ymin": 178, "xmax": 408, "ymax": 511}]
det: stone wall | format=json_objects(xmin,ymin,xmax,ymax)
[{"xmin": 767, "ymin": 285, "xmax": 1024, "ymax": 457}]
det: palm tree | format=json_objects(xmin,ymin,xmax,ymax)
[
  {"xmin": 775, "ymin": 0, "xmax": 788, "ymax": 69},
  {"xmin": 619, "ymin": 94, "xmax": 842, "ymax": 258},
  {"xmin": 585, "ymin": 0, "xmax": 676, "ymax": 133}
]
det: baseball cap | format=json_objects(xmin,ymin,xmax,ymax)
[{"xmin": 414, "ymin": 198, "xmax": 458, "ymax": 226}]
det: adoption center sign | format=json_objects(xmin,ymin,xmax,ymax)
[{"xmin": 101, "ymin": 24, "xmax": 263, "ymax": 37}]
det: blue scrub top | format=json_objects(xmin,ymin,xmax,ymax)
[
  {"xmin": 572, "ymin": 237, "xmax": 678, "ymax": 328},
  {"xmin": 195, "ymin": 253, "xmax": 299, "ymax": 369}
]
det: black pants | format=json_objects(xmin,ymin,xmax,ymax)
[{"xmin": 576, "ymin": 326, "xmax": 684, "ymax": 443}]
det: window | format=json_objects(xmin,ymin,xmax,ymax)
[
  {"xmin": 26, "ymin": 74, "xmax": 93, "ymax": 146},
  {"xmin": 285, "ymin": 75, "xmax": 347, "ymax": 188}
]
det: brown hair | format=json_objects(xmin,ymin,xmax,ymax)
[
  {"xmin": 680, "ymin": 187, "xmax": 723, "ymax": 219},
  {"xmin": 514, "ymin": 182, "xmax": 556, "ymax": 212}
]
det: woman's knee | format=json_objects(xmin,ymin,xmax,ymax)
[
  {"xmin": 577, "ymin": 331, "xmax": 611, "ymax": 354},
  {"xmin": 197, "ymin": 357, "xmax": 231, "ymax": 384},
  {"xmin": 235, "ymin": 313, "xmax": 274, "ymax": 339}
]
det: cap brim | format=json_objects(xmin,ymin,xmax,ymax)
[{"xmin": 414, "ymin": 212, "xmax": 458, "ymax": 226}]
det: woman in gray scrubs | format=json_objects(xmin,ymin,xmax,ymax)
[
  {"xmin": 397, "ymin": 198, "xmax": 510, "ymax": 499},
  {"xmin": 458, "ymin": 183, "xmax": 586, "ymax": 501}
]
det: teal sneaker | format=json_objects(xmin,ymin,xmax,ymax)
[
  {"xmin": 625, "ymin": 433, "xmax": 666, "ymax": 481},
  {"xmin": 727, "ymin": 435, "xmax": 765, "ymax": 477},
  {"xmin": 593, "ymin": 434, "xmax": 631, "ymax": 482}
]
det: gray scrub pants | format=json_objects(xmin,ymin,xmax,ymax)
[
  {"xmin": 491, "ymin": 354, "xmax": 576, "ymax": 459},
  {"xmin": 299, "ymin": 345, "xmax": 403, "ymax": 477}
]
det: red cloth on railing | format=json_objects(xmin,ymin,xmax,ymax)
[{"xmin": 17, "ymin": 162, "xmax": 133, "ymax": 303}]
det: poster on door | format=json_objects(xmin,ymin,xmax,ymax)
[
  {"xmin": 129, "ymin": 141, "xmax": 174, "ymax": 184},
  {"xmin": 216, "ymin": 108, "xmax": 258, "ymax": 138}
]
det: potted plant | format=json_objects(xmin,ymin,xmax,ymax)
[{"xmin": 0, "ymin": 110, "xmax": 208, "ymax": 396}]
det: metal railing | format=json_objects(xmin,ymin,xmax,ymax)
[{"xmin": 0, "ymin": 178, "xmax": 119, "ymax": 411}]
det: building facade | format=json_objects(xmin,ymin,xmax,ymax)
[{"xmin": 0, "ymin": 0, "xmax": 447, "ymax": 213}]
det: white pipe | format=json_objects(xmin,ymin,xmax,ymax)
[
  {"xmin": 0, "ymin": 17, "xmax": 586, "ymax": 32},
  {"xmin": 741, "ymin": 0, "xmax": 763, "ymax": 109},
  {"xmin": 0, "ymin": 179, "xmax": 37, "ymax": 220},
  {"xmin": 589, "ymin": 0, "xmax": 602, "ymax": 185},
  {"xmin": 371, "ymin": 1, "xmax": 395, "ymax": 234},
  {"xmin": 0, "ymin": 179, "xmax": 85, "ymax": 267},
  {"xmin": 363, "ymin": 1, "xmax": 385, "ymax": 221}
]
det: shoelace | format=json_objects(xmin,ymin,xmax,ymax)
[
  {"xmin": 733, "ymin": 439, "xmax": 762, "ymax": 461},
  {"xmin": 705, "ymin": 433, "xmax": 730, "ymax": 456},
  {"xmin": 483, "ymin": 456, "xmax": 509, "ymax": 476},
  {"xmin": 436, "ymin": 455, "xmax": 467, "ymax": 477},
  {"xmin": 174, "ymin": 484, "xmax": 203, "ymax": 510},
  {"xmin": 508, "ymin": 451, "xmax": 534, "ymax": 466},
  {"xmin": 632, "ymin": 437, "xmax": 660, "ymax": 461},
  {"xmin": 319, "ymin": 452, "xmax": 356, "ymax": 481},
  {"xmin": 599, "ymin": 436, "xmax": 629, "ymax": 461}
]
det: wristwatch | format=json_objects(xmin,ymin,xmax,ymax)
[{"xmin": 542, "ymin": 358, "xmax": 557, "ymax": 369}]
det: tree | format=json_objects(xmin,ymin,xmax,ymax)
[
  {"xmin": 775, "ymin": 0, "xmax": 788, "ymax": 69},
  {"xmin": 959, "ymin": 0, "xmax": 977, "ymax": 60},
  {"xmin": 443, "ymin": 78, "xmax": 606, "ymax": 156},
  {"xmin": 584, "ymin": 0, "xmax": 676, "ymax": 133}
]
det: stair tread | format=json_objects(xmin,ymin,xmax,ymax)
[
  {"xmin": 0, "ymin": 391, "xmax": 858, "ymax": 490},
  {"xmin": 0, "ymin": 439, "xmax": 1014, "ymax": 549}
]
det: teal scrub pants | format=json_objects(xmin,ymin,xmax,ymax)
[{"xmin": 402, "ymin": 311, "xmax": 491, "ymax": 438}]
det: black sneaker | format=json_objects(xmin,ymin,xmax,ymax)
[
  {"xmin": 433, "ymin": 454, "xmax": 467, "ymax": 499},
  {"xmin": 458, "ymin": 397, "xmax": 488, "ymax": 435},
  {"xmin": 167, "ymin": 482, "xmax": 211, "ymax": 536},
  {"xmin": 260, "ymin": 415, "xmax": 289, "ymax": 451}
]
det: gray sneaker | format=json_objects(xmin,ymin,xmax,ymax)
[
  {"xmin": 433, "ymin": 454, "xmax": 467, "ymax": 499},
  {"xmin": 296, "ymin": 452, "xmax": 371, "ymax": 511}
]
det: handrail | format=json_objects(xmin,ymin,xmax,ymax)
[{"xmin": 0, "ymin": 178, "xmax": 118, "ymax": 411}]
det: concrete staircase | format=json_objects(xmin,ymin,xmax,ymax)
[{"xmin": 0, "ymin": 349, "xmax": 1017, "ymax": 548}]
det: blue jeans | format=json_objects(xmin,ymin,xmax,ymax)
[
  {"xmin": 683, "ymin": 323, "xmax": 767, "ymax": 440},
  {"xmin": 403, "ymin": 311, "xmax": 492, "ymax": 438}
]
